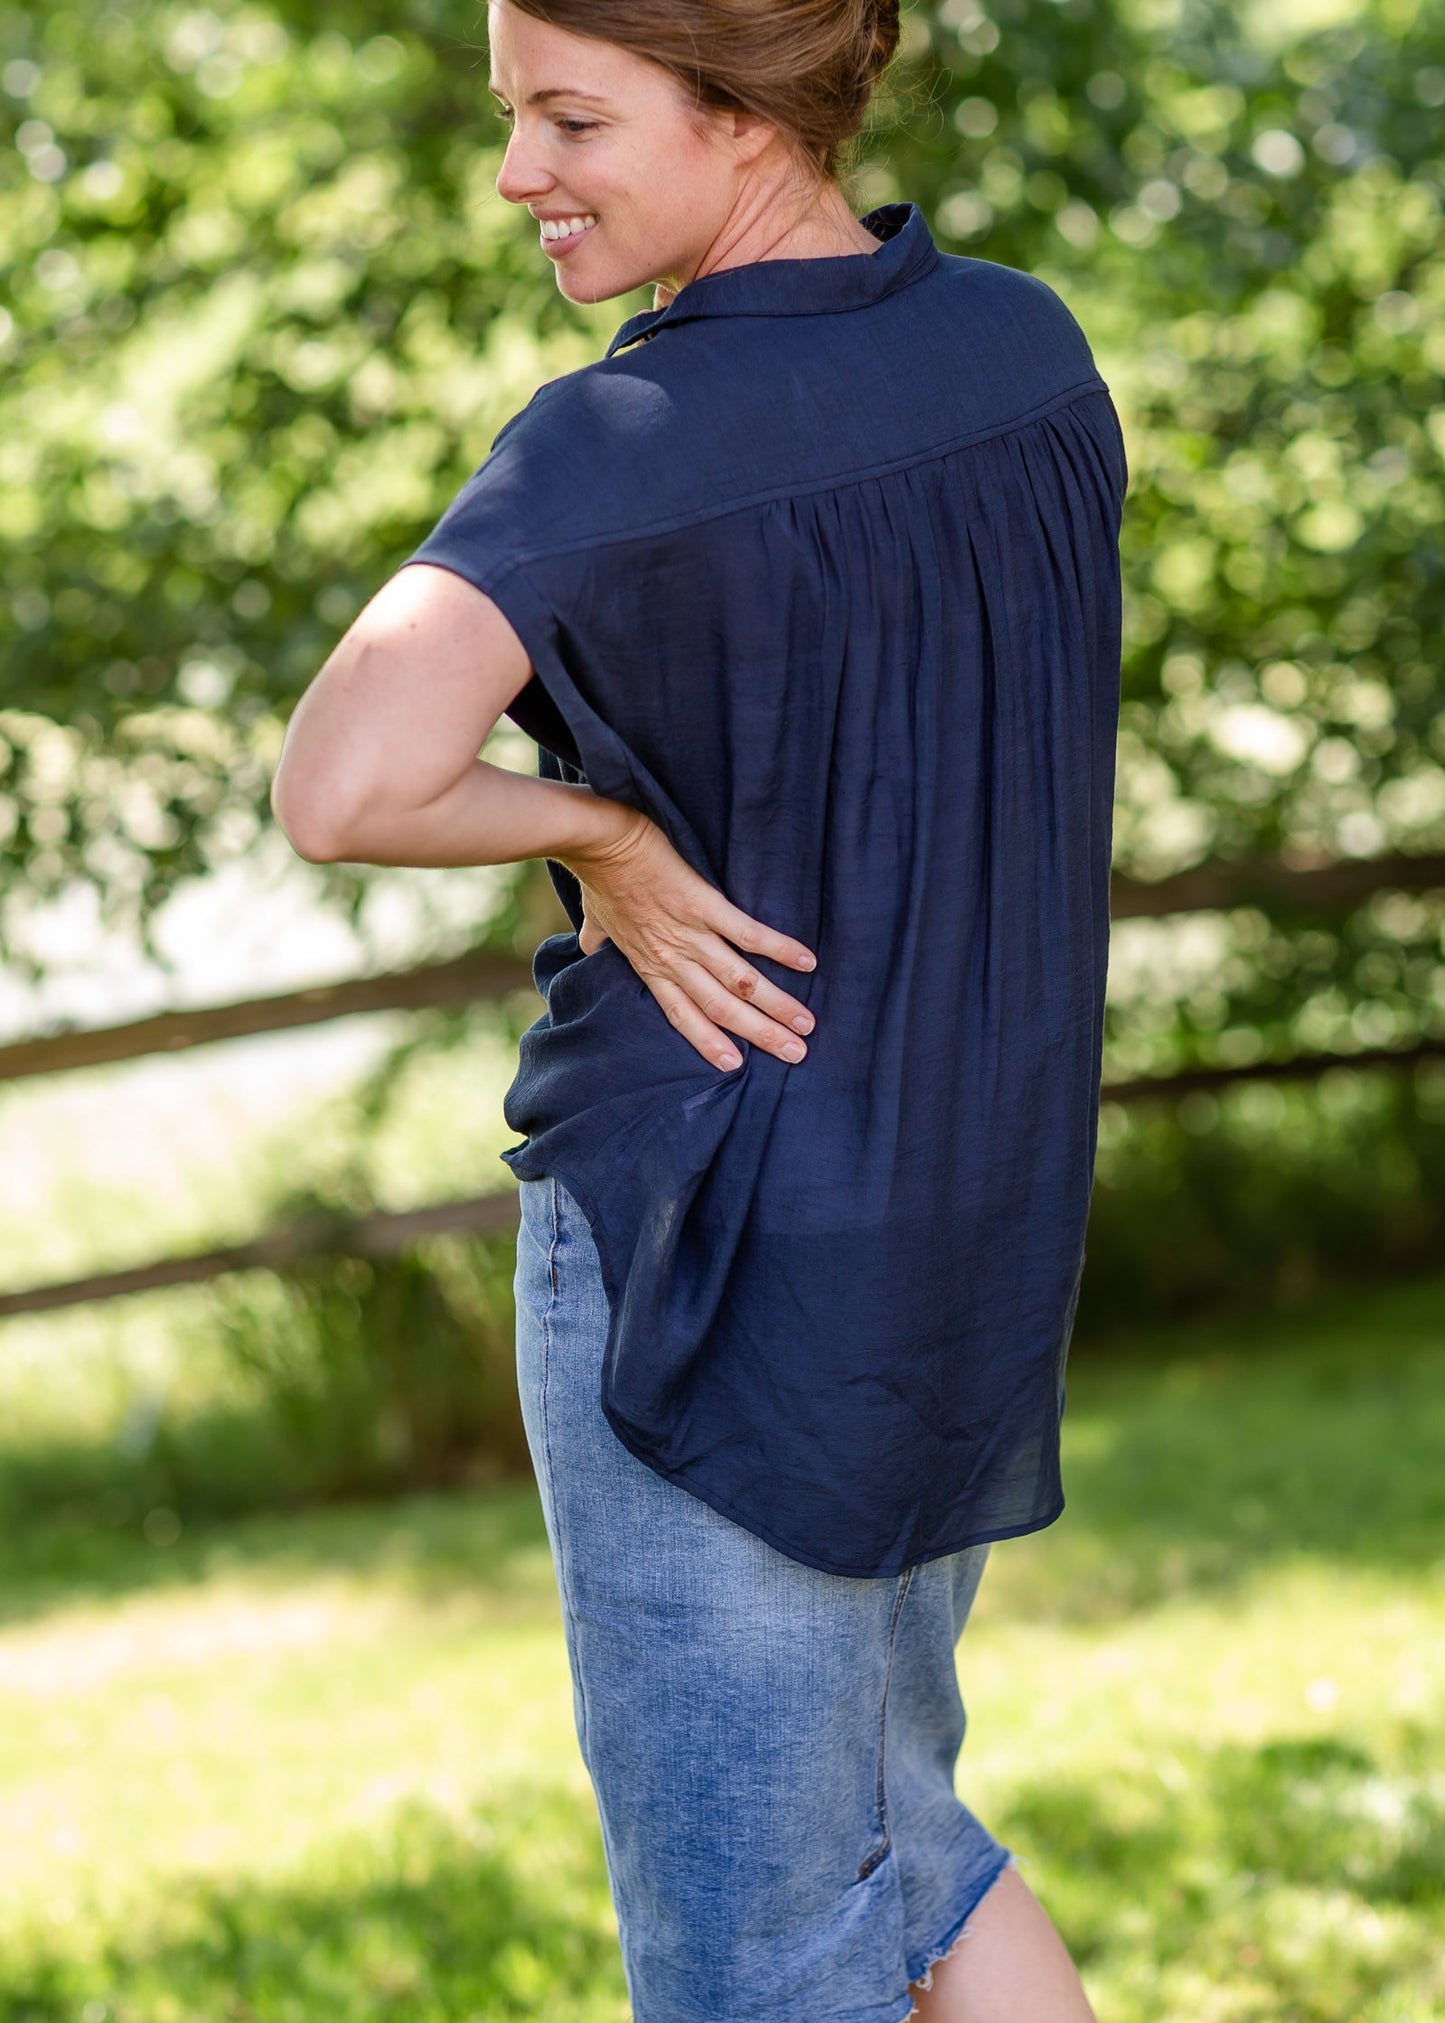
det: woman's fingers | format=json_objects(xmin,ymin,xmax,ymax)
[
  {"xmin": 710, "ymin": 896, "xmax": 817, "ymax": 976},
  {"xmin": 689, "ymin": 941, "xmax": 815, "ymax": 1038},
  {"xmin": 646, "ymin": 975, "xmax": 751, "ymax": 1072},
  {"xmin": 665, "ymin": 954, "xmax": 812, "ymax": 1066},
  {"xmin": 687, "ymin": 891, "xmax": 819, "ymax": 1041},
  {"xmin": 568, "ymin": 815, "xmax": 819, "ymax": 1071},
  {"xmin": 603, "ymin": 924, "xmax": 815, "ymax": 1072},
  {"xmin": 630, "ymin": 938, "xmax": 814, "ymax": 1072}
]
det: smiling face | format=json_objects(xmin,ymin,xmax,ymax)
[{"xmin": 487, "ymin": 0, "xmax": 782, "ymax": 303}]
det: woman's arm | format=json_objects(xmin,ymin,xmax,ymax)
[
  {"xmin": 271, "ymin": 562, "xmax": 610, "ymax": 869},
  {"xmin": 271, "ymin": 563, "xmax": 817, "ymax": 1072}
]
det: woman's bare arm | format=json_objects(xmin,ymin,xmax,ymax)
[
  {"xmin": 271, "ymin": 562, "xmax": 604, "ymax": 869},
  {"xmin": 270, "ymin": 563, "xmax": 817, "ymax": 1071}
]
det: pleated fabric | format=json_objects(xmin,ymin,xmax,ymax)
[{"xmin": 406, "ymin": 202, "xmax": 1127, "ymax": 1576}]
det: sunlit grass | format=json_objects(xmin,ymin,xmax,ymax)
[
  {"xmin": 0, "ymin": 1490, "xmax": 624, "ymax": 2022},
  {"xmin": 2, "ymin": 1273, "xmax": 1443, "ymax": 2021}
]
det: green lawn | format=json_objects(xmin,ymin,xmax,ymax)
[{"xmin": 2, "ymin": 1272, "xmax": 1443, "ymax": 2023}]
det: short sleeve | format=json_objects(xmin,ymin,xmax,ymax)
[{"xmin": 401, "ymin": 393, "xmax": 638, "ymax": 807}]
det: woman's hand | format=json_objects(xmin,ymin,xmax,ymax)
[{"xmin": 560, "ymin": 806, "xmax": 818, "ymax": 1073}]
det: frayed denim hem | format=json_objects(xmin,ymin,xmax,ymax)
[{"xmin": 889, "ymin": 1847, "xmax": 1020, "ymax": 2020}]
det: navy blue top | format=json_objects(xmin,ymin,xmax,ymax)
[{"xmin": 406, "ymin": 201, "xmax": 1126, "ymax": 1577}]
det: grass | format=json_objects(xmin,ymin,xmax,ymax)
[{"xmin": 1, "ymin": 1271, "xmax": 1443, "ymax": 2022}]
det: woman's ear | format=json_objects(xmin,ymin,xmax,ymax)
[{"xmin": 727, "ymin": 105, "xmax": 782, "ymax": 167}]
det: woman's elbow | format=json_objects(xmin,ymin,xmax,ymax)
[{"xmin": 270, "ymin": 762, "xmax": 363, "ymax": 864}]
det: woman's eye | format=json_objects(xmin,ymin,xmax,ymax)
[{"xmin": 492, "ymin": 105, "xmax": 597, "ymax": 137}]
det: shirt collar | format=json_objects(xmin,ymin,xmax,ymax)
[{"xmin": 603, "ymin": 201, "xmax": 938, "ymax": 359}]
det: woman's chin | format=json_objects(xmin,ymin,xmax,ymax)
[
  {"xmin": 554, "ymin": 265, "xmax": 610, "ymax": 304},
  {"xmin": 553, "ymin": 250, "xmax": 653, "ymax": 308}
]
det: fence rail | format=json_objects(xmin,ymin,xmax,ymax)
[
  {"xmin": 1, "ymin": 851, "xmax": 1441, "ymax": 1087},
  {"xmin": 0, "ymin": 949, "xmax": 538, "ymax": 1084},
  {"xmin": 0, "ymin": 1192, "xmax": 521, "ymax": 1321},
  {"xmin": 2, "ymin": 1037, "xmax": 1440, "ymax": 1323},
  {"xmin": 1107, "ymin": 849, "xmax": 1445, "ymax": 919},
  {"xmin": 1098, "ymin": 1036, "xmax": 1445, "ymax": 1104},
  {"xmin": 2, "ymin": 846, "xmax": 1440, "ymax": 1323}
]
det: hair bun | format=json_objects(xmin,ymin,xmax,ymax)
[{"xmin": 861, "ymin": 0, "xmax": 901, "ymax": 81}]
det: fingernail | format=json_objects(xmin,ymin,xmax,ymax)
[
  {"xmin": 718, "ymin": 1050, "xmax": 742, "ymax": 1070},
  {"xmin": 781, "ymin": 1039, "xmax": 806, "ymax": 1062},
  {"xmin": 799, "ymin": 954, "xmax": 817, "ymax": 969},
  {"xmin": 791, "ymin": 1015, "xmax": 814, "ymax": 1035}
]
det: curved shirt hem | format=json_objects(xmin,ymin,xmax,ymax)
[{"xmin": 598, "ymin": 1391, "xmax": 1067, "ymax": 1579}]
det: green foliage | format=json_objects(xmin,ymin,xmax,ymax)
[
  {"xmin": 1079, "ymin": 1062, "xmax": 1445, "ymax": 1327},
  {"xmin": 1, "ymin": 1791, "xmax": 628, "ymax": 2023},
  {"xmin": 886, "ymin": 4, "xmax": 1445, "ymax": 876},
  {"xmin": 0, "ymin": 1220, "xmax": 531, "ymax": 1550},
  {"xmin": 1, "ymin": 0, "xmax": 1442, "ymax": 1060},
  {"xmin": 0, "ymin": 0, "xmax": 612, "ymax": 948},
  {"xmin": 204, "ymin": 1233, "xmax": 532, "ymax": 1494},
  {"xmin": 886, "ymin": 0, "xmax": 1445, "ymax": 1071}
]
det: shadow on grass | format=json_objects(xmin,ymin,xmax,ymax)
[
  {"xmin": 0, "ymin": 1787, "xmax": 629, "ymax": 2023},
  {"xmin": 994, "ymin": 1727, "xmax": 1445, "ymax": 2016},
  {"xmin": 6, "ymin": 1738, "xmax": 1440, "ymax": 2023},
  {"xmin": 0, "ymin": 1479, "xmax": 558, "ymax": 1632}
]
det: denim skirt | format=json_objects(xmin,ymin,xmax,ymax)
[{"xmin": 514, "ymin": 1172, "xmax": 1014, "ymax": 2023}]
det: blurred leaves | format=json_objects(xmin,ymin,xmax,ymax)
[
  {"xmin": 203, "ymin": 1231, "xmax": 532, "ymax": 1499},
  {"xmin": 1082, "ymin": 1059, "xmax": 1445, "ymax": 1326},
  {"xmin": 1, "ymin": 0, "xmax": 1443, "ymax": 1069},
  {"xmin": 885, "ymin": 0, "xmax": 1445, "ymax": 888},
  {"xmin": 881, "ymin": 0, "xmax": 1445, "ymax": 1073},
  {"xmin": 0, "ymin": 0, "xmax": 614, "ymax": 948}
]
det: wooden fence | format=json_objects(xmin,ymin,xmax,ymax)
[
  {"xmin": 2, "ymin": 848, "xmax": 1441, "ymax": 1321},
  {"xmin": 2, "ymin": 852, "xmax": 1440, "ymax": 1087}
]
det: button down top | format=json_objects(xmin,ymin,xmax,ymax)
[{"xmin": 406, "ymin": 201, "xmax": 1127, "ymax": 1577}]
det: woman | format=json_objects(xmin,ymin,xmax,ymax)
[{"xmin": 273, "ymin": 1, "xmax": 1125, "ymax": 2016}]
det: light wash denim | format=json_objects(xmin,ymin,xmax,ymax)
[{"xmin": 515, "ymin": 1172, "xmax": 1014, "ymax": 2023}]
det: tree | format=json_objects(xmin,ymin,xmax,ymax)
[{"xmin": 2, "ymin": 0, "xmax": 1442, "ymax": 1070}]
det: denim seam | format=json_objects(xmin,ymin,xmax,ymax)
[
  {"xmin": 857, "ymin": 1563, "xmax": 918, "ymax": 1881},
  {"xmin": 540, "ymin": 1177, "xmax": 594, "ymax": 1765}
]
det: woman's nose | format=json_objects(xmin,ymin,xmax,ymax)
[{"xmin": 495, "ymin": 130, "xmax": 554, "ymax": 207}]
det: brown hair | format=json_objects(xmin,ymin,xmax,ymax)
[{"xmin": 500, "ymin": 0, "xmax": 902, "ymax": 188}]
